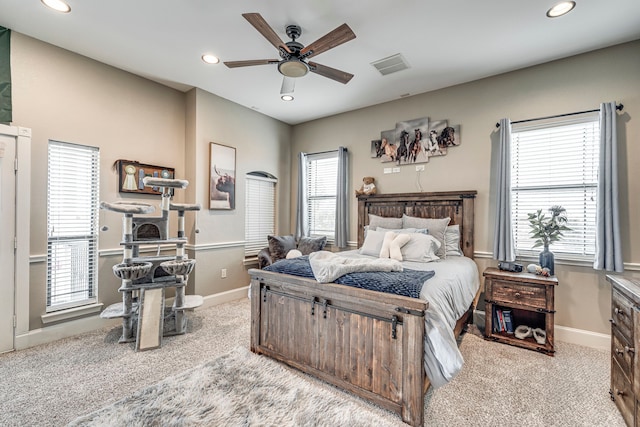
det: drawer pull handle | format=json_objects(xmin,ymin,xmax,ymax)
[
  {"xmin": 615, "ymin": 307, "xmax": 625, "ymax": 316},
  {"xmin": 609, "ymin": 318, "xmax": 616, "ymax": 326},
  {"xmin": 615, "ymin": 348, "xmax": 624, "ymax": 356},
  {"xmin": 514, "ymin": 292, "xmax": 521, "ymax": 298},
  {"xmin": 626, "ymin": 346, "xmax": 635, "ymax": 354},
  {"xmin": 615, "ymin": 388, "xmax": 625, "ymax": 396}
]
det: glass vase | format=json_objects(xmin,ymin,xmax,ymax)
[{"xmin": 539, "ymin": 245, "xmax": 555, "ymax": 275}]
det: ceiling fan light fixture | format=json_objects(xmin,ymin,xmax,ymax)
[
  {"xmin": 41, "ymin": 0, "xmax": 71, "ymax": 13},
  {"xmin": 546, "ymin": 1, "xmax": 576, "ymax": 18},
  {"xmin": 281, "ymin": 95, "xmax": 294, "ymax": 101},
  {"xmin": 278, "ymin": 59, "xmax": 309, "ymax": 78},
  {"xmin": 201, "ymin": 54, "xmax": 220, "ymax": 64}
]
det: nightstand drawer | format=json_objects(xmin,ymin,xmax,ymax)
[
  {"xmin": 491, "ymin": 280, "xmax": 547, "ymax": 310},
  {"xmin": 612, "ymin": 329, "xmax": 634, "ymax": 381},
  {"xmin": 612, "ymin": 289, "xmax": 634, "ymax": 341},
  {"xmin": 612, "ymin": 358, "xmax": 635, "ymax": 427}
]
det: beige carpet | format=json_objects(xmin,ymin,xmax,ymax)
[{"xmin": 0, "ymin": 297, "xmax": 625, "ymax": 426}]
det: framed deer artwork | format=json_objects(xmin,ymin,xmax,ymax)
[{"xmin": 209, "ymin": 142, "xmax": 236, "ymax": 210}]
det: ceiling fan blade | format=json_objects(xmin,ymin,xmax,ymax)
[
  {"xmin": 300, "ymin": 23, "xmax": 356, "ymax": 59},
  {"xmin": 309, "ymin": 62, "xmax": 354, "ymax": 84},
  {"xmin": 280, "ymin": 77, "xmax": 296, "ymax": 94},
  {"xmin": 224, "ymin": 59, "xmax": 279, "ymax": 68},
  {"xmin": 242, "ymin": 13, "xmax": 292, "ymax": 54}
]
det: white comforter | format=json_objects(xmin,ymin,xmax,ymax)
[{"xmin": 338, "ymin": 251, "xmax": 480, "ymax": 388}]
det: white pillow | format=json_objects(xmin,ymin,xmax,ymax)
[
  {"xmin": 376, "ymin": 227, "xmax": 428, "ymax": 235},
  {"xmin": 401, "ymin": 233, "xmax": 441, "ymax": 262},
  {"xmin": 286, "ymin": 249, "xmax": 303, "ymax": 259},
  {"xmin": 402, "ymin": 215, "xmax": 450, "ymax": 258},
  {"xmin": 358, "ymin": 229, "xmax": 386, "ymax": 256},
  {"xmin": 445, "ymin": 224, "xmax": 463, "ymax": 256},
  {"xmin": 368, "ymin": 214, "xmax": 403, "ymax": 230}
]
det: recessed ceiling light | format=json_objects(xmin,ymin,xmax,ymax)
[
  {"xmin": 41, "ymin": 0, "xmax": 71, "ymax": 13},
  {"xmin": 281, "ymin": 95, "xmax": 294, "ymax": 101},
  {"xmin": 546, "ymin": 1, "xmax": 576, "ymax": 18},
  {"xmin": 201, "ymin": 54, "xmax": 219, "ymax": 64}
]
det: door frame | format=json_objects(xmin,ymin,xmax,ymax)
[{"xmin": 0, "ymin": 124, "xmax": 31, "ymax": 351}]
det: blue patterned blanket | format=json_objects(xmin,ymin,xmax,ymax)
[{"xmin": 264, "ymin": 256, "xmax": 434, "ymax": 299}]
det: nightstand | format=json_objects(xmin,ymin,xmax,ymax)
[{"xmin": 483, "ymin": 267, "xmax": 558, "ymax": 356}]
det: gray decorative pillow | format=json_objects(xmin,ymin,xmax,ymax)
[
  {"xmin": 368, "ymin": 214, "xmax": 402, "ymax": 230},
  {"xmin": 268, "ymin": 235, "xmax": 297, "ymax": 262},
  {"xmin": 297, "ymin": 236, "xmax": 327, "ymax": 255},
  {"xmin": 358, "ymin": 229, "xmax": 387, "ymax": 257},
  {"xmin": 402, "ymin": 215, "xmax": 451, "ymax": 258},
  {"xmin": 401, "ymin": 233, "xmax": 441, "ymax": 262},
  {"xmin": 376, "ymin": 227, "xmax": 428, "ymax": 235},
  {"xmin": 445, "ymin": 224, "xmax": 463, "ymax": 256}
]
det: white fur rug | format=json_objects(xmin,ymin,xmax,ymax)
[{"xmin": 68, "ymin": 346, "xmax": 404, "ymax": 426}]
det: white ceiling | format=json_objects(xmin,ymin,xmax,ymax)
[{"xmin": 1, "ymin": 1, "xmax": 639, "ymax": 125}]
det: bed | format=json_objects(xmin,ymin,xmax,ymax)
[{"xmin": 248, "ymin": 190, "xmax": 480, "ymax": 426}]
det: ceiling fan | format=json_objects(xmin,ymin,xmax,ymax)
[{"xmin": 224, "ymin": 13, "xmax": 356, "ymax": 95}]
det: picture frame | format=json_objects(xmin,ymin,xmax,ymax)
[
  {"xmin": 209, "ymin": 142, "xmax": 236, "ymax": 210},
  {"xmin": 117, "ymin": 160, "xmax": 175, "ymax": 195}
]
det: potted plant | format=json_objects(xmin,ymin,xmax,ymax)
[{"xmin": 527, "ymin": 205, "xmax": 571, "ymax": 275}]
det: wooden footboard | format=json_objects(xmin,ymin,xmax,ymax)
[{"xmin": 249, "ymin": 269, "xmax": 428, "ymax": 426}]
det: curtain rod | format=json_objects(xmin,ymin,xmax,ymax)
[
  {"xmin": 307, "ymin": 147, "xmax": 347, "ymax": 155},
  {"xmin": 495, "ymin": 103, "xmax": 624, "ymax": 128}
]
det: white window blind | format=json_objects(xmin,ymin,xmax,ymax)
[
  {"xmin": 47, "ymin": 140, "xmax": 99, "ymax": 311},
  {"xmin": 306, "ymin": 151, "xmax": 339, "ymax": 239},
  {"xmin": 511, "ymin": 113, "xmax": 599, "ymax": 260},
  {"xmin": 245, "ymin": 174, "xmax": 277, "ymax": 257}
]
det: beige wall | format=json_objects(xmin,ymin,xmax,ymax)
[
  {"xmin": 11, "ymin": 33, "xmax": 291, "ymax": 331},
  {"xmin": 291, "ymin": 40, "xmax": 640, "ymax": 335},
  {"xmin": 186, "ymin": 88, "xmax": 291, "ymax": 297}
]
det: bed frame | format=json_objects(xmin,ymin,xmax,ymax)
[{"xmin": 248, "ymin": 190, "xmax": 478, "ymax": 426}]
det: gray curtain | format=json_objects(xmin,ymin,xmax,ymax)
[
  {"xmin": 334, "ymin": 147, "xmax": 349, "ymax": 248},
  {"xmin": 594, "ymin": 102, "xmax": 623, "ymax": 272},
  {"xmin": 294, "ymin": 152, "xmax": 308, "ymax": 240},
  {"xmin": 493, "ymin": 118, "xmax": 515, "ymax": 261}
]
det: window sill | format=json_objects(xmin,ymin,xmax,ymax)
[
  {"xmin": 41, "ymin": 303, "xmax": 104, "ymax": 325},
  {"xmin": 516, "ymin": 253, "xmax": 594, "ymax": 269}
]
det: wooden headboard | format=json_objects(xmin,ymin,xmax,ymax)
[{"xmin": 356, "ymin": 190, "xmax": 477, "ymax": 258}]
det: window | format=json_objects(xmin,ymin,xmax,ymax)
[
  {"xmin": 305, "ymin": 151, "xmax": 339, "ymax": 239},
  {"xmin": 47, "ymin": 141, "xmax": 99, "ymax": 311},
  {"xmin": 511, "ymin": 113, "xmax": 599, "ymax": 260},
  {"xmin": 245, "ymin": 173, "xmax": 277, "ymax": 257}
]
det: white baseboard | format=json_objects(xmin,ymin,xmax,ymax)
[
  {"xmin": 197, "ymin": 286, "xmax": 249, "ymax": 310},
  {"xmin": 555, "ymin": 325, "xmax": 610, "ymax": 350},
  {"xmin": 15, "ymin": 315, "xmax": 121, "ymax": 351},
  {"xmin": 14, "ymin": 286, "xmax": 250, "ymax": 351}
]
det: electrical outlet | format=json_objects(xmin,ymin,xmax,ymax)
[
  {"xmin": 416, "ymin": 165, "xmax": 425, "ymax": 171},
  {"xmin": 221, "ymin": 268, "xmax": 227, "ymax": 278},
  {"xmin": 392, "ymin": 167, "xmax": 400, "ymax": 173},
  {"xmin": 383, "ymin": 167, "xmax": 392, "ymax": 174}
]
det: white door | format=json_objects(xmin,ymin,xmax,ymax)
[{"xmin": 0, "ymin": 132, "xmax": 16, "ymax": 353}]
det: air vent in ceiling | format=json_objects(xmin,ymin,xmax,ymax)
[{"xmin": 371, "ymin": 53, "xmax": 409, "ymax": 76}]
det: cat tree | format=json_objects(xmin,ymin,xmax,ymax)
[{"xmin": 100, "ymin": 176, "xmax": 202, "ymax": 350}]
